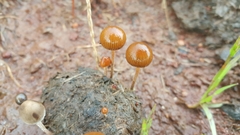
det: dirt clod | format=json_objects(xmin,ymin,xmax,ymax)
[{"xmin": 41, "ymin": 67, "xmax": 142, "ymax": 135}]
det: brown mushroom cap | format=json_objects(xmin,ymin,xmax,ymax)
[
  {"xmin": 19, "ymin": 100, "xmax": 46, "ymax": 125},
  {"xmin": 84, "ymin": 132, "xmax": 105, "ymax": 135},
  {"xmin": 126, "ymin": 42, "xmax": 153, "ymax": 67},
  {"xmin": 99, "ymin": 57, "xmax": 112, "ymax": 68},
  {"xmin": 100, "ymin": 26, "xmax": 126, "ymax": 50}
]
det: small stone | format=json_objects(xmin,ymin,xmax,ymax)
[
  {"xmin": 42, "ymin": 26, "xmax": 52, "ymax": 34},
  {"xmin": 71, "ymin": 23, "xmax": 79, "ymax": 29},
  {"xmin": 30, "ymin": 60, "xmax": 43, "ymax": 74},
  {"xmin": 2, "ymin": 51, "xmax": 12, "ymax": 59},
  {"xmin": 69, "ymin": 32, "xmax": 79, "ymax": 41},
  {"xmin": 177, "ymin": 40, "xmax": 185, "ymax": 46},
  {"xmin": 198, "ymin": 43, "xmax": 203, "ymax": 48},
  {"xmin": 182, "ymin": 90, "xmax": 188, "ymax": 97},
  {"xmin": 174, "ymin": 65, "xmax": 184, "ymax": 75}
]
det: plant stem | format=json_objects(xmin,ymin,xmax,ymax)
[
  {"xmin": 131, "ymin": 67, "xmax": 141, "ymax": 90},
  {"xmin": 201, "ymin": 104, "xmax": 217, "ymax": 135},
  {"xmin": 110, "ymin": 51, "xmax": 115, "ymax": 78},
  {"xmin": 162, "ymin": 0, "xmax": 172, "ymax": 32},
  {"xmin": 72, "ymin": 0, "xmax": 75, "ymax": 18},
  {"xmin": 86, "ymin": 0, "xmax": 99, "ymax": 67}
]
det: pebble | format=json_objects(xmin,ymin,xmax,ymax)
[
  {"xmin": 2, "ymin": 51, "xmax": 12, "ymax": 59},
  {"xmin": 177, "ymin": 40, "xmax": 185, "ymax": 46}
]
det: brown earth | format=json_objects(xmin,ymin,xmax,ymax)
[{"xmin": 0, "ymin": 0, "xmax": 239, "ymax": 135}]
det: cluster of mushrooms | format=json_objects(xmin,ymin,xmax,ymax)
[
  {"xmin": 99, "ymin": 26, "xmax": 153, "ymax": 90},
  {"xmin": 16, "ymin": 26, "xmax": 153, "ymax": 135}
]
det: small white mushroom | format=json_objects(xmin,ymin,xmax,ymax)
[{"xmin": 18, "ymin": 100, "xmax": 53, "ymax": 135}]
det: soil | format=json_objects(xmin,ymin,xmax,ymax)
[{"xmin": 0, "ymin": 0, "xmax": 240, "ymax": 135}]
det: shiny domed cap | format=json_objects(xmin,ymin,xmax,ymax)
[
  {"xmin": 126, "ymin": 42, "xmax": 153, "ymax": 67},
  {"xmin": 100, "ymin": 26, "xmax": 126, "ymax": 50}
]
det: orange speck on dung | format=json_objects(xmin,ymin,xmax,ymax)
[{"xmin": 101, "ymin": 107, "xmax": 108, "ymax": 115}]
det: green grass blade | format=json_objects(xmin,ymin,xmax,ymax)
[
  {"xmin": 201, "ymin": 104, "xmax": 217, "ymax": 135},
  {"xmin": 201, "ymin": 63, "xmax": 231, "ymax": 100},
  {"xmin": 200, "ymin": 95, "xmax": 213, "ymax": 104},
  {"xmin": 201, "ymin": 84, "xmax": 237, "ymax": 104},
  {"xmin": 201, "ymin": 38, "xmax": 240, "ymax": 101},
  {"xmin": 213, "ymin": 37, "xmax": 240, "ymax": 78},
  {"xmin": 212, "ymin": 83, "xmax": 238, "ymax": 96},
  {"xmin": 141, "ymin": 104, "xmax": 156, "ymax": 135},
  {"xmin": 228, "ymin": 53, "xmax": 240, "ymax": 68},
  {"xmin": 206, "ymin": 103, "xmax": 223, "ymax": 109},
  {"xmin": 229, "ymin": 37, "xmax": 240, "ymax": 58},
  {"xmin": 201, "ymin": 55, "xmax": 240, "ymax": 104}
]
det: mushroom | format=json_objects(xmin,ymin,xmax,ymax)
[
  {"xmin": 84, "ymin": 132, "xmax": 105, "ymax": 135},
  {"xmin": 99, "ymin": 56, "xmax": 112, "ymax": 75},
  {"xmin": 15, "ymin": 93, "xmax": 27, "ymax": 105},
  {"xmin": 18, "ymin": 100, "xmax": 53, "ymax": 135},
  {"xmin": 100, "ymin": 26, "xmax": 126, "ymax": 78},
  {"xmin": 126, "ymin": 42, "xmax": 153, "ymax": 90}
]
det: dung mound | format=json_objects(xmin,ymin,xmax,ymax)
[{"xmin": 41, "ymin": 67, "xmax": 142, "ymax": 135}]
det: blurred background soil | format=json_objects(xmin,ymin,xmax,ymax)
[{"xmin": 0, "ymin": 0, "xmax": 239, "ymax": 135}]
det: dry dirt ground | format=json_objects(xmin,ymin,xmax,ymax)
[{"xmin": 0, "ymin": 0, "xmax": 239, "ymax": 135}]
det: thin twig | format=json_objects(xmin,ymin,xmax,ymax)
[
  {"xmin": 76, "ymin": 44, "xmax": 101, "ymax": 49},
  {"xmin": 62, "ymin": 71, "xmax": 86, "ymax": 84},
  {"xmin": 72, "ymin": 0, "xmax": 75, "ymax": 18},
  {"xmin": 160, "ymin": 73, "xmax": 166, "ymax": 90},
  {"xmin": 0, "ymin": 59, "xmax": 21, "ymax": 87},
  {"xmin": 162, "ymin": 0, "xmax": 172, "ymax": 32},
  {"xmin": 86, "ymin": 0, "xmax": 99, "ymax": 66},
  {"xmin": 0, "ymin": 15, "xmax": 17, "ymax": 19},
  {"xmin": 1, "ymin": 26, "xmax": 5, "ymax": 42}
]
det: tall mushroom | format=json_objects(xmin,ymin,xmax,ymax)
[
  {"xmin": 126, "ymin": 42, "xmax": 153, "ymax": 90},
  {"xmin": 18, "ymin": 100, "xmax": 53, "ymax": 135},
  {"xmin": 100, "ymin": 26, "xmax": 126, "ymax": 78}
]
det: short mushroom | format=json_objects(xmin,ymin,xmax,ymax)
[
  {"xmin": 126, "ymin": 42, "xmax": 153, "ymax": 90},
  {"xmin": 84, "ymin": 132, "xmax": 105, "ymax": 135},
  {"xmin": 100, "ymin": 26, "xmax": 126, "ymax": 78},
  {"xmin": 99, "ymin": 56, "xmax": 112, "ymax": 75},
  {"xmin": 15, "ymin": 93, "xmax": 27, "ymax": 105},
  {"xmin": 18, "ymin": 100, "xmax": 53, "ymax": 135}
]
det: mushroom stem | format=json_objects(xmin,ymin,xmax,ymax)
[
  {"xmin": 110, "ymin": 50, "xmax": 115, "ymax": 78},
  {"xmin": 130, "ymin": 67, "xmax": 141, "ymax": 90},
  {"xmin": 104, "ymin": 67, "xmax": 107, "ymax": 76},
  {"xmin": 36, "ymin": 122, "xmax": 53, "ymax": 135}
]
